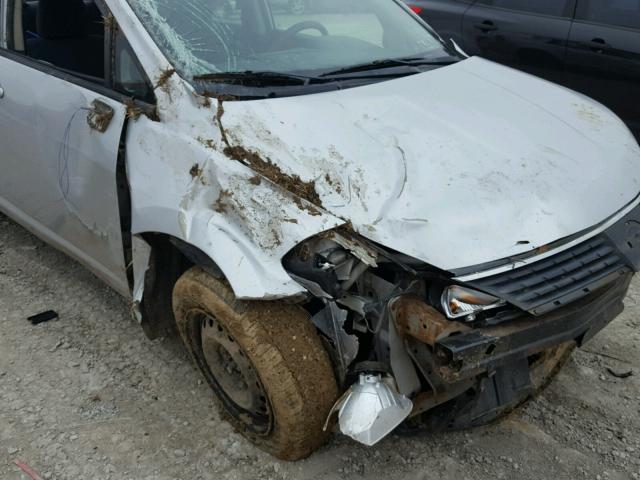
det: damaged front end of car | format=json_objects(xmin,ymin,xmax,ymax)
[{"xmin": 282, "ymin": 202, "xmax": 640, "ymax": 445}]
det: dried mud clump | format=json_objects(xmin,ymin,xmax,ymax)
[
  {"xmin": 223, "ymin": 146, "xmax": 322, "ymax": 214},
  {"xmin": 124, "ymin": 99, "xmax": 159, "ymax": 122},
  {"xmin": 189, "ymin": 164, "xmax": 202, "ymax": 178},
  {"xmin": 156, "ymin": 68, "xmax": 176, "ymax": 89},
  {"xmin": 155, "ymin": 68, "xmax": 176, "ymax": 99},
  {"xmin": 214, "ymin": 189, "xmax": 232, "ymax": 214},
  {"xmin": 216, "ymin": 100, "xmax": 229, "ymax": 146},
  {"xmin": 215, "ymin": 96, "xmax": 322, "ymax": 215},
  {"xmin": 102, "ymin": 13, "xmax": 115, "ymax": 30},
  {"xmin": 324, "ymin": 173, "xmax": 342, "ymax": 194},
  {"xmin": 197, "ymin": 137, "xmax": 217, "ymax": 150},
  {"xmin": 125, "ymin": 99, "xmax": 143, "ymax": 120}
]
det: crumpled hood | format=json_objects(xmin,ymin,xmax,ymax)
[{"xmin": 220, "ymin": 57, "xmax": 640, "ymax": 271}]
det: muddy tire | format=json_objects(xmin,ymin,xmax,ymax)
[{"xmin": 172, "ymin": 267, "xmax": 338, "ymax": 460}]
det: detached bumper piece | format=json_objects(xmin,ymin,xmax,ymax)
[
  {"xmin": 435, "ymin": 272, "xmax": 632, "ymax": 383},
  {"xmin": 331, "ymin": 373, "xmax": 413, "ymax": 446},
  {"xmin": 467, "ymin": 201, "xmax": 640, "ymax": 316}
]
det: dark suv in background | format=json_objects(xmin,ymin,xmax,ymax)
[{"xmin": 406, "ymin": 0, "xmax": 640, "ymax": 138}]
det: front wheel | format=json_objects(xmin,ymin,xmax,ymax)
[{"xmin": 172, "ymin": 267, "xmax": 338, "ymax": 460}]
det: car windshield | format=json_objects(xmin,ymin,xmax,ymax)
[{"xmin": 126, "ymin": 0, "xmax": 452, "ymax": 84}]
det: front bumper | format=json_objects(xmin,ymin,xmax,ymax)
[
  {"xmin": 435, "ymin": 272, "xmax": 632, "ymax": 383},
  {"xmin": 462, "ymin": 199, "xmax": 640, "ymax": 316}
]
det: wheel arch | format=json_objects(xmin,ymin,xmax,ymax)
[
  {"xmin": 129, "ymin": 228, "xmax": 309, "ymax": 339},
  {"xmin": 130, "ymin": 232, "xmax": 229, "ymax": 339}
]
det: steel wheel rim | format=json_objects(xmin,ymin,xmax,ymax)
[{"xmin": 194, "ymin": 312, "xmax": 272, "ymax": 434}]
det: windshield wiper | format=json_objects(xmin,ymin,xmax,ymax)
[
  {"xmin": 320, "ymin": 56, "xmax": 458, "ymax": 77},
  {"xmin": 193, "ymin": 70, "xmax": 330, "ymax": 86}
]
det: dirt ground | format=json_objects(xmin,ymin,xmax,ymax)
[{"xmin": 1, "ymin": 212, "xmax": 639, "ymax": 480}]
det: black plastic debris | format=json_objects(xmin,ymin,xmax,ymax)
[
  {"xmin": 606, "ymin": 367, "xmax": 633, "ymax": 379},
  {"xmin": 27, "ymin": 310, "xmax": 59, "ymax": 325}
]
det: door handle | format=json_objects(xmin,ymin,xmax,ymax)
[
  {"xmin": 582, "ymin": 38, "xmax": 611, "ymax": 52},
  {"xmin": 474, "ymin": 21, "xmax": 497, "ymax": 33},
  {"xmin": 0, "ymin": 84, "xmax": 4, "ymax": 99}
]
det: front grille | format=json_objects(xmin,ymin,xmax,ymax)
[{"xmin": 468, "ymin": 235, "xmax": 630, "ymax": 315}]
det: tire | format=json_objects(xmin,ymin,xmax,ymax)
[
  {"xmin": 528, "ymin": 341, "xmax": 576, "ymax": 392},
  {"xmin": 172, "ymin": 267, "xmax": 338, "ymax": 460}
]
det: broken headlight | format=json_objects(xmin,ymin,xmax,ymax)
[
  {"xmin": 441, "ymin": 285, "xmax": 505, "ymax": 321},
  {"xmin": 283, "ymin": 231, "xmax": 378, "ymax": 299}
]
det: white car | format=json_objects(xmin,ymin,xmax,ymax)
[{"xmin": 1, "ymin": 0, "xmax": 639, "ymax": 461}]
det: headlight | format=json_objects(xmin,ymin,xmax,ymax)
[
  {"xmin": 283, "ymin": 230, "xmax": 378, "ymax": 298},
  {"xmin": 441, "ymin": 285, "xmax": 505, "ymax": 320}
]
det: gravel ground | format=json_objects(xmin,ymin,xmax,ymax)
[{"xmin": 1, "ymin": 212, "xmax": 639, "ymax": 480}]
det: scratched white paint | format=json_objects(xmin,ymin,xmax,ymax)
[
  {"xmin": 105, "ymin": 1, "xmax": 640, "ymax": 299},
  {"xmin": 220, "ymin": 58, "xmax": 640, "ymax": 271}
]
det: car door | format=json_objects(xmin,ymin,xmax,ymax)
[
  {"xmin": 462, "ymin": 0, "xmax": 575, "ymax": 85},
  {"xmin": 0, "ymin": 0, "xmax": 133, "ymax": 296},
  {"xmin": 404, "ymin": 0, "xmax": 476, "ymax": 45},
  {"xmin": 564, "ymin": 0, "xmax": 640, "ymax": 139}
]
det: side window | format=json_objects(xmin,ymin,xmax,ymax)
[
  {"xmin": 477, "ymin": 0, "xmax": 569, "ymax": 17},
  {"xmin": 112, "ymin": 25, "xmax": 155, "ymax": 104},
  {"xmin": 12, "ymin": 0, "xmax": 106, "ymax": 81},
  {"xmin": 575, "ymin": 0, "xmax": 640, "ymax": 29}
]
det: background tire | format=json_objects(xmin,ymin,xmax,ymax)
[{"xmin": 172, "ymin": 267, "xmax": 338, "ymax": 460}]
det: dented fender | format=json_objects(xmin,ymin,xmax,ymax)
[{"xmin": 125, "ymin": 105, "xmax": 344, "ymax": 299}]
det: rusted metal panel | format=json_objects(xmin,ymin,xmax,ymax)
[{"xmin": 390, "ymin": 295, "xmax": 470, "ymax": 346}]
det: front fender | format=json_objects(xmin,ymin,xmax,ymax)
[{"xmin": 126, "ymin": 114, "xmax": 343, "ymax": 299}]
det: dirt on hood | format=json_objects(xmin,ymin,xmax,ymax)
[
  {"xmin": 213, "ymin": 97, "xmax": 323, "ymax": 216},
  {"xmin": 223, "ymin": 145, "xmax": 322, "ymax": 207}
]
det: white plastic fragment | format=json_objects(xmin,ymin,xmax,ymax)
[{"xmin": 335, "ymin": 373, "xmax": 413, "ymax": 446}]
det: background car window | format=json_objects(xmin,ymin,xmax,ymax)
[
  {"xmin": 267, "ymin": 0, "xmax": 384, "ymax": 47},
  {"xmin": 477, "ymin": 0, "xmax": 568, "ymax": 17},
  {"xmin": 575, "ymin": 0, "xmax": 640, "ymax": 29}
]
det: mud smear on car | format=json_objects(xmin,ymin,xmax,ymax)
[
  {"xmin": 155, "ymin": 68, "xmax": 177, "ymax": 100},
  {"xmin": 86, "ymin": 100, "xmax": 114, "ymax": 133},
  {"xmin": 212, "ymin": 187, "xmax": 284, "ymax": 249},
  {"xmin": 213, "ymin": 189, "xmax": 232, "ymax": 214},
  {"xmin": 125, "ymin": 99, "xmax": 159, "ymax": 122},
  {"xmin": 215, "ymin": 98, "xmax": 323, "ymax": 216},
  {"xmin": 102, "ymin": 13, "xmax": 115, "ymax": 30},
  {"xmin": 196, "ymin": 137, "xmax": 217, "ymax": 150},
  {"xmin": 125, "ymin": 99, "xmax": 143, "ymax": 120},
  {"xmin": 573, "ymin": 102, "xmax": 607, "ymax": 128},
  {"xmin": 324, "ymin": 173, "xmax": 342, "ymax": 194},
  {"xmin": 189, "ymin": 163, "xmax": 203, "ymax": 178},
  {"xmin": 224, "ymin": 145, "xmax": 322, "ymax": 214}
]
